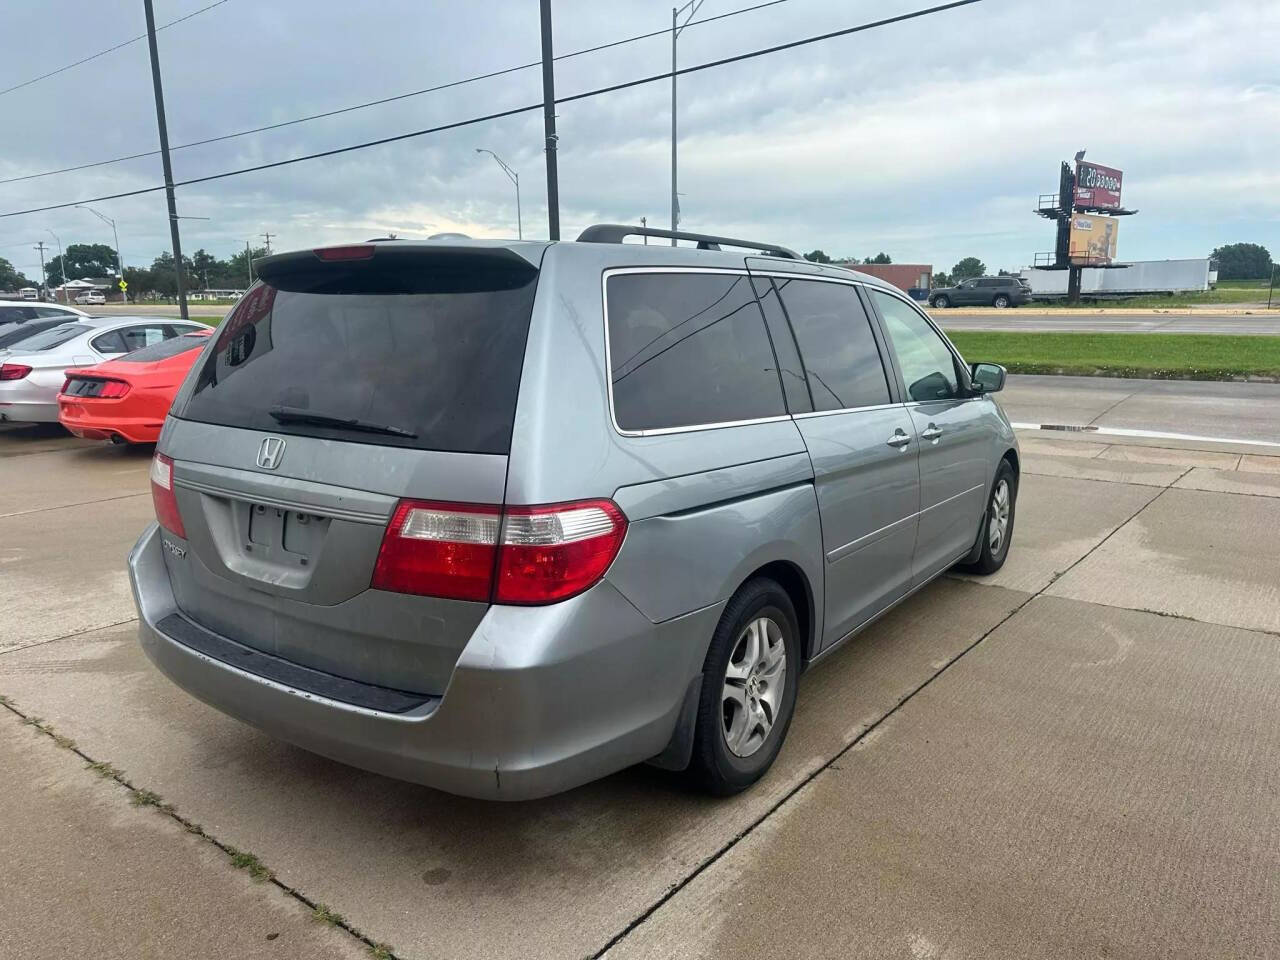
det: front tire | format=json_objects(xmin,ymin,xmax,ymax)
[
  {"xmin": 931, "ymin": 295, "xmax": 950, "ymax": 308},
  {"xmin": 688, "ymin": 579, "xmax": 800, "ymax": 796},
  {"xmin": 963, "ymin": 460, "xmax": 1017, "ymax": 574}
]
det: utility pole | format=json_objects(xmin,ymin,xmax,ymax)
[
  {"xmin": 641, "ymin": 216, "xmax": 648, "ymax": 244},
  {"xmin": 142, "ymin": 0, "xmax": 188, "ymax": 319},
  {"xmin": 539, "ymin": 0, "xmax": 560, "ymax": 241},
  {"xmin": 670, "ymin": 1, "xmax": 704, "ymax": 245},
  {"xmin": 34, "ymin": 242, "xmax": 47, "ymax": 299},
  {"xmin": 245, "ymin": 241, "xmax": 253, "ymax": 286},
  {"xmin": 261, "ymin": 231, "xmax": 274, "ymax": 255}
]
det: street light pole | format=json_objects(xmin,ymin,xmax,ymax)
[
  {"xmin": 475, "ymin": 149, "xmax": 522, "ymax": 240},
  {"xmin": 670, "ymin": 0, "xmax": 704, "ymax": 246},
  {"xmin": 47, "ymin": 229, "xmax": 66, "ymax": 302},
  {"xmin": 75, "ymin": 205, "xmax": 125, "ymax": 302}
]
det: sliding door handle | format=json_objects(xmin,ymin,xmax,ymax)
[{"xmin": 886, "ymin": 432, "xmax": 912, "ymax": 448}]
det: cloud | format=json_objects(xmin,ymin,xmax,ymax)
[{"xmin": 0, "ymin": 0, "xmax": 1276, "ymax": 274}]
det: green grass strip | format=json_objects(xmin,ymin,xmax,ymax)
[{"xmin": 946, "ymin": 331, "xmax": 1280, "ymax": 381}]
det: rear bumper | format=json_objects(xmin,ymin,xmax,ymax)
[
  {"xmin": 128, "ymin": 523, "xmax": 721, "ymax": 800},
  {"xmin": 0, "ymin": 399, "xmax": 59, "ymax": 423},
  {"xmin": 60, "ymin": 409, "xmax": 162, "ymax": 443}
]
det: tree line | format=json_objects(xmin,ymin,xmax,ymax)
[
  {"xmin": 0, "ymin": 244, "xmax": 267, "ymax": 297},
  {"xmin": 802, "ymin": 242, "xmax": 1274, "ymax": 286}
]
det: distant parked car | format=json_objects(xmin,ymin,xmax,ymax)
[
  {"xmin": 59, "ymin": 331, "xmax": 211, "ymax": 444},
  {"xmin": 0, "ymin": 317, "xmax": 206, "ymax": 424},
  {"xmin": 75, "ymin": 290, "xmax": 108, "ymax": 306},
  {"xmin": 930, "ymin": 277, "xmax": 1032, "ymax": 309},
  {"xmin": 0, "ymin": 299, "xmax": 88, "ymax": 324}
]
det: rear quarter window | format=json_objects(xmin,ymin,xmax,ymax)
[{"xmin": 606, "ymin": 271, "xmax": 786, "ymax": 433}]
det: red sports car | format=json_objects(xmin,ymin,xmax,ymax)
[{"xmin": 58, "ymin": 330, "xmax": 211, "ymax": 444}]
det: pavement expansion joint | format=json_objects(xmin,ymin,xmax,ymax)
[
  {"xmin": 0, "ymin": 490, "xmax": 150, "ymax": 521},
  {"xmin": 0, "ymin": 617, "xmax": 140, "ymax": 658},
  {"xmin": 0, "ymin": 695, "xmax": 402, "ymax": 960}
]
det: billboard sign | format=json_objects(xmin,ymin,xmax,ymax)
[
  {"xmin": 1068, "ymin": 214, "xmax": 1119, "ymax": 265},
  {"xmin": 1074, "ymin": 161, "xmax": 1123, "ymax": 209}
]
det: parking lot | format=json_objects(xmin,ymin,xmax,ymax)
[{"xmin": 3, "ymin": 380, "xmax": 1279, "ymax": 960}]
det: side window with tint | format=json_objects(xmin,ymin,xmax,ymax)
[
  {"xmin": 773, "ymin": 278, "xmax": 891, "ymax": 411},
  {"xmin": 750, "ymin": 276, "xmax": 813, "ymax": 414},
  {"xmin": 607, "ymin": 272, "xmax": 786, "ymax": 432},
  {"xmin": 871, "ymin": 291, "xmax": 961, "ymax": 402},
  {"xmin": 118, "ymin": 325, "xmax": 169, "ymax": 352},
  {"xmin": 91, "ymin": 330, "xmax": 127, "ymax": 354}
]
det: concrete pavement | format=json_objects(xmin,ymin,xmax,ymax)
[
  {"xmin": 999, "ymin": 374, "xmax": 1280, "ymax": 446},
  {"xmin": 2, "ymin": 395, "xmax": 1279, "ymax": 959},
  {"xmin": 0, "ymin": 715, "xmax": 368, "ymax": 960}
]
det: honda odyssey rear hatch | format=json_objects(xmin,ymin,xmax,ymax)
[{"xmin": 157, "ymin": 242, "xmax": 544, "ymax": 698}]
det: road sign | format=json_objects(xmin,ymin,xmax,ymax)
[{"xmin": 118, "ymin": 279, "xmax": 128, "ymax": 291}]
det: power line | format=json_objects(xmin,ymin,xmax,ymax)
[
  {"xmin": 0, "ymin": 0, "xmax": 792, "ymax": 187},
  {"xmin": 0, "ymin": 0, "xmax": 231, "ymax": 99},
  {"xmin": 0, "ymin": 0, "xmax": 983, "ymax": 220}
]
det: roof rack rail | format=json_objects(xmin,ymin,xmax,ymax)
[{"xmin": 576, "ymin": 223, "xmax": 800, "ymax": 260}]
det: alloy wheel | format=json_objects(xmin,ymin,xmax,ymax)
[
  {"xmin": 721, "ymin": 616, "xmax": 787, "ymax": 758},
  {"xmin": 988, "ymin": 478, "xmax": 1011, "ymax": 553}
]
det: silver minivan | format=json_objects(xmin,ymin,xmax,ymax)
[{"xmin": 129, "ymin": 226, "xmax": 1018, "ymax": 800}]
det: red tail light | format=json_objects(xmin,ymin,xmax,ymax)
[
  {"xmin": 371, "ymin": 498, "xmax": 627, "ymax": 605},
  {"xmin": 372, "ymin": 501, "xmax": 501, "ymax": 602},
  {"xmin": 495, "ymin": 500, "xmax": 628, "ymax": 604},
  {"xmin": 150, "ymin": 453, "xmax": 186, "ymax": 538},
  {"xmin": 98, "ymin": 379, "xmax": 130, "ymax": 398},
  {"xmin": 0, "ymin": 363, "xmax": 32, "ymax": 381}
]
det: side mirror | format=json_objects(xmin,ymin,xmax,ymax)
[{"xmin": 970, "ymin": 362, "xmax": 1006, "ymax": 394}]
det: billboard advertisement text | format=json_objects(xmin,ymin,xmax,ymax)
[
  {"xmin": 1074, "ymin": 161, "xmax": 1123, "ymax": 209},
  {"xmin": 1068, "ymin": 214, "xmax": 1119, "ymax": 265}
]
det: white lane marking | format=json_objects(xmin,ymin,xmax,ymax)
[{"xmin": 1011, "ymin": 422, "xmax": 1280, "ymax": 449}]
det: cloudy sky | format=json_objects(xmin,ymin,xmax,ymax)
[{"xmin": 2, "ymin": 0, "xmax": 1278, "ymax": 280}]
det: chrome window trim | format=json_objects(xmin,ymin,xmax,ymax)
[
  {"xmin": 791, "ymin": 401, "xmax": 900, "ymax": 420},
  {"xmin": 602, "ymin": 266, "xmax": 792, "ymax": 438}
]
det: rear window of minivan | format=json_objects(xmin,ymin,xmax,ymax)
[{"xmin": 178, "ymin": 258, "xmax": 538, "ymax": 454}]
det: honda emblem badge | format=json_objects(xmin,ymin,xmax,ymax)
[{"xmin": 256, "ymin": 436, "xmax": 286, "ymax": 470}]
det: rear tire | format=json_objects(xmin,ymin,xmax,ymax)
[
  {"xmin": 687, "ymin": 579, "xmax": 800, "ymax": 796},
  {"xmin": 962, "ymin": 460, "xmax": 1017, "ymax": 574},
  {"xmin": 931, "ymin": 295, "xmax": 950, "ymax": 308},
  {"xmin": 993, "ymin": 294, "xmax": 1010, "ymax": 308}
]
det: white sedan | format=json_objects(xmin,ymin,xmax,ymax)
[{"xmin": 0, "ymin": 316, "xmax": 207, "ymax": 424}]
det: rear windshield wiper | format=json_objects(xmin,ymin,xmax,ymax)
[{"xmin": 268, "ymin": 406, "xmax": 418, "ymax": 439}]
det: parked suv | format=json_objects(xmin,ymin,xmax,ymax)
[
  {"xmin": 929, "ymin": 276, "xmax": 1031, "ymax": 308},
  {"xmin": 129, "ymin": 227, "xmax": 1019, "ymax": 800}
]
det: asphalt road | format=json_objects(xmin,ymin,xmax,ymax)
[
  {"xmin": 89, "ymin": 303, "xmax": 1280, "ymax": 333},
  {"xmin": 2, "ymin": 380, "xmax": 1279, "ymax": 959},
  {"xmin": 938, "ymin": 310, "xmax": 1280, "ymax": 334}
]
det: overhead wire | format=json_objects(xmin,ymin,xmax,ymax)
[
  {"xmin": 0, "ymin": 0, "xmax": 793, "ymax": 186},
  {"xmin": 0, "ymin": 0, "xmax": 232, "ymax": 99},
  {"xmin": 0, "ymin": 0, "xmax": 983, "ymax": 220}
]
